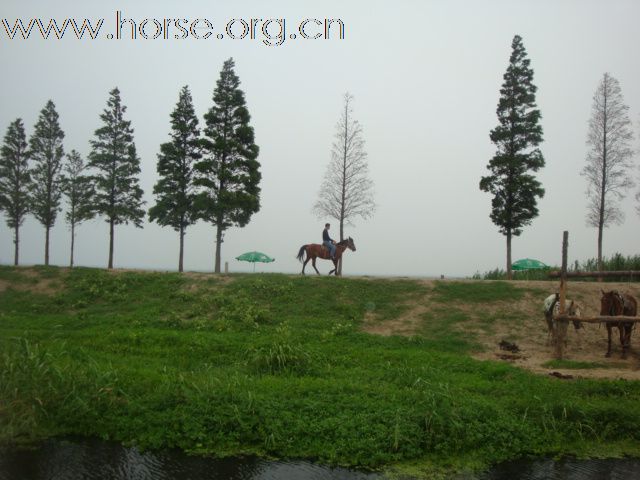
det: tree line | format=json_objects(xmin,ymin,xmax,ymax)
[
  {"xmin": 480, "ymin": 35, "xmax": 638, "ymax": 279},
  {"xmin": 0, "ymin": 58, "xmax": 261, "ymax": 273},
  {"xmin": 2, "ymin": 37, "xmax": 636, "ymax": 277}
]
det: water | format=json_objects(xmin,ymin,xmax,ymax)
[
  {"xmin": 0, "ymin": 438, "xmax": 381, "ymax": 480},
  {"xmin": 479, "ymin": 457, "xmax": 640, "ymax": 480},
  {"xmin": 2, "ymin": 438, "xmax": 640, "ymax": 480}
]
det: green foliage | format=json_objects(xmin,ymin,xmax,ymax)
[
  {"xmin": 247, "ymin": 324, "xmax": 316, "ymax": 374},
  {"xmin": 479, "ymin": 35, "xmax": 545, "ymax": 243},
  {"xmin": 60, "ymin": 150, "xmax": 95, "ymax": 266},
  {"xmin": 29, "ymin": 100, "xmax": 65, "ymax": 238},
  {"xmin": 2, "ymin": 266, "xmax": 640, "ymax": 475},
  {"xmin": 0, "ymin": 119, "xmax": 31, "ymax": 262},
  {"xmin": 149, "ymin": 86, "xmax": 201, "ymax": 270},
  {"xmin": 195, "ymin": 58, "xmax": 261, "ymax": 272},
  {"xmin": 478, "ymin": 253, "xmax": 640, "ymax": 281},
  {"xmin": 61, "ymin": 150, "xmax": 95, "ymax": 227},
  {"xmin": 88, "ymin": 87, "xmax": 145, "ymax": 227}
]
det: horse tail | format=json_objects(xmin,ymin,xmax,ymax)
[{"xmin": 296, "ymin": 245, "xmax": 307, "ymax": 263}]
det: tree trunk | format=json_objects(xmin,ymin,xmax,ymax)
[
  {"xmin": 179, "ymin": 225, "xmax": 185, "ymax": 273},
  {"xmin": 214, "ymin": 222, "xmax": 223, "ymax": 273},
  {"xmin": 108, "ymin": 218, "xmax": 114, "ymax": 269},
  {"xmin": 597, "ymin": 161, "xmax": 605, "ymax": 274},
  {"xmin": 338, "ymin": 218, "xmax": 344, "ymax": 276},
  {"xmin": 14, "ymin": 225, "xmax": 19, "ymax": 266},
  {"xmin": 70, "ymin": 221, "xmax": 75, "ymax": 268},
  {"xmin": 45, "ymin": 225, "xmax": 50, "ymax": 266},
  {"xmin": 506, "ymin": 229, "xmax": 512, "ymax": 280},
  {"xmin": 598, "ymin": 89, "xmax": 607, "ymax": 279},
  {"xmin": 597, "ymin": 220, "xmax": 604, "ymax": 277}
]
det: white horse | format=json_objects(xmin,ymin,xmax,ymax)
[{"xmin": 543, "ymin": 293, "xmax": 582, "ymax": 342}]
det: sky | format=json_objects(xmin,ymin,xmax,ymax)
[{"xmin": 1, "ymin": 0, "xmax": 639, "ymax": 277}]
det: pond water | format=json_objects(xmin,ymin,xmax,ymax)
[
  {"xmin": 1, "ymin": 438, "xmax": 640, "ymax": 480},
  {"xmin": 0, "ymin": 438, "xmax": 381, "ymax": 480}
]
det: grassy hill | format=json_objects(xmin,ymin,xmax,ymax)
[{"xmin": 1, "ymin": 266, "xmax": 639, "ymax": 477}]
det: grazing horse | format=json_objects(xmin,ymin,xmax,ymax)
[
  {"xmin": 600, "ymin": 290, "xmax": 638, "ymax": 359},
  {"xmin": 296, "ymin": 237, "xmax": 356, "ymax": 275},
  {"xmin": 543, "ymin": 293, "xmax": 582, "ymax": 343}
]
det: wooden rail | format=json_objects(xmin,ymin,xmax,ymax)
[
  {"xmin": 548, "ymin": 270, "xmax": 640, "ymax": 278},
  {"xmin": 549, "ymin": 231, "xmax": 640, "ymax": 359},
  {"xmin": 554, "ymin": 315, "xmax": 640, "ymax": 324}
]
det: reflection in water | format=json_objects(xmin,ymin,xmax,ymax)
[
  {"xmin": 2, "ymin": 439, "xmax": 640, "ymax": 480},
  {"xmin": 480, "ymin": 457, "xmax": 640, "ymax": 480},
  {"xmin": 0, "ymin": 438, "xmax": 381, "ymax": 480}
]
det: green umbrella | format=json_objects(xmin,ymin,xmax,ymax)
[
  {"xmin": 511, "ymin": 258, "xmax": 547, "ymax": 271},
  {"xmin": 235, "ymin": 251, "xmax": 275, "ymax": 272}
]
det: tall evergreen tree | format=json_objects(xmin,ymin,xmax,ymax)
[
  {"xmin": 479, "ymin": 35, "xmax": 545, "ymax": 279},
  {"xmin": 149, "ymin": 86, "xmax": 201, "ymax": 272},
  {"xmin": 195, "ymin": 58, "xmax": 261, "ymax": 273},
  {"xmin": 61, "ymin": 150, "xmax": 95, "ymax": 268},
  {"xmin": 581, "ymin": 73, "xmax": 635, "ymax": 272},
  {"xmin": 0, "ymin": 119, "xmax": 31, "ymax": 265},
  {"xmin": 29, "ymin": 100, "xmax": 65, "ymax": 265},
  {"xmin": 88, "ymin": 87, "xmax": 145, "ymax": 269}
]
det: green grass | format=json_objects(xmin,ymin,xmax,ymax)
[{"xmin": 1, "ymin": 266, "xmax": 640, "ymax": 478}]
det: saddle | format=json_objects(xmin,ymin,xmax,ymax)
[{"xmin": 320, "ymin": 244, "xmax": 335, "ymax": 258}]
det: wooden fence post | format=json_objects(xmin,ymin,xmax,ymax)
[{"xmin": 555, "ymin": 231, "xmax": 569, "ymax": 359}]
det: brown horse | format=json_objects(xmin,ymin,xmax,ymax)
[
  {"xmin": 600, "ymin": 290, "xmax": 638, "ymax": 359},
  {"xmin": 296, "ymin": 237, "xmax": 356, "ymax": 275}
]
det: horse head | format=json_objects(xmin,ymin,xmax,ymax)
[
  {"xmin": 600, "ymin": 290, "xmax": 623, "ymax": 316},
  {"xmin": 346, "ymin": 236, "xmax": 356, "ymax": 252}
]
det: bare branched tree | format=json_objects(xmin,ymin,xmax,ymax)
[
  {"xmin": 581, "ymin": 73, "xmax": 635, "ymax": 271},
  {"xmin": 314, "ymin": 93, "xmax": 375, "ymax": 275}
]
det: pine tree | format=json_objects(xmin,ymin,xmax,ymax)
[
  {"xmin": 149, "ymin": 86, "xmax": 201, "ymax": 272},
  {"xmin": 314, "ymin": 92, "xmax": 375, "ymax": 275},
  {"xmin": 29, "ymin": 100, "xmax": 65, "ymax": 265},
  {"xmin": 479, "ymin": 35, "xmax": 545, "ymax": 279},
  {"xmin": 0, "ymin": 119, "xmax": 31, "ymax": 265},
  {"xmin": 61, "ymin": 150, "xmax": 95, "ymax": 268},
  {"xmin": 88, "ymin": 87, "xmax": 145, "ymax": 269},
  {"xmin": 195, "ymin": 58, "xmax": 261, "ymax": 273},
  {"xmin": 581, "ymin": 73, "xmax": 634, "ymax": 272}
]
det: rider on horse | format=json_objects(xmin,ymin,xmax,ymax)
[{"xmin": 323, "ymin": 223, "xmax": 336, "ymax": 260}]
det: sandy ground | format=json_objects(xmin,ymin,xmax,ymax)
[{"xmin": 362, "ymin": 279, "xmax": 640, "ymax": 381}]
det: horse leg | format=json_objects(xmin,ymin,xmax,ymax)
[
  {"xmin": 544, "ymin": 312, "xmax": 553, "ymax": 345},
  {"xmin": 302, "ymin": 257, "xmax": 311, "ymax": 275},
  {"xmin": 605, "ymin": 324, "xmax": 612, "ymax": 357},
  {"xmin": 618, "ymin": 323, "xmax": 629, "ymax": 360},
  {"xmin": 328, "ymin": 258, "xmax": 337, "ymax": 275},
  {"xmin": 312, "ymin": 257, "xmax": 320, "ymax": 275}
]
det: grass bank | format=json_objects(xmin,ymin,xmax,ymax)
[{"xmin": 1, "ymin": 266, "xmax": 639, "ymax": 477}]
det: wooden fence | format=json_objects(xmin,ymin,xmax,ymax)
[{"xmin": 548, "ymin": 231, "xmax": 640, "ymax": 359}]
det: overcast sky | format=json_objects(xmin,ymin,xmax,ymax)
[{"xmin": 1, "ymin": 0, "xmax": 639, "ymax": 277}]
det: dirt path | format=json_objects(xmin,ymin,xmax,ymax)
[{"xmin": 362, "ymin": 279, "xmax": 640, "ymax": 380}]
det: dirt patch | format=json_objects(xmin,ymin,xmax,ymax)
[
  {"xmin": 362, "ymin": 303, "xmax": 430, "ymax": 337},
  {"xmin": 0, "ymin": 267, "xmax": 65, "ymax": 295},
  {"xmin": 362, "ymin": 279, "xmax": 640, "ymax": 380}
]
